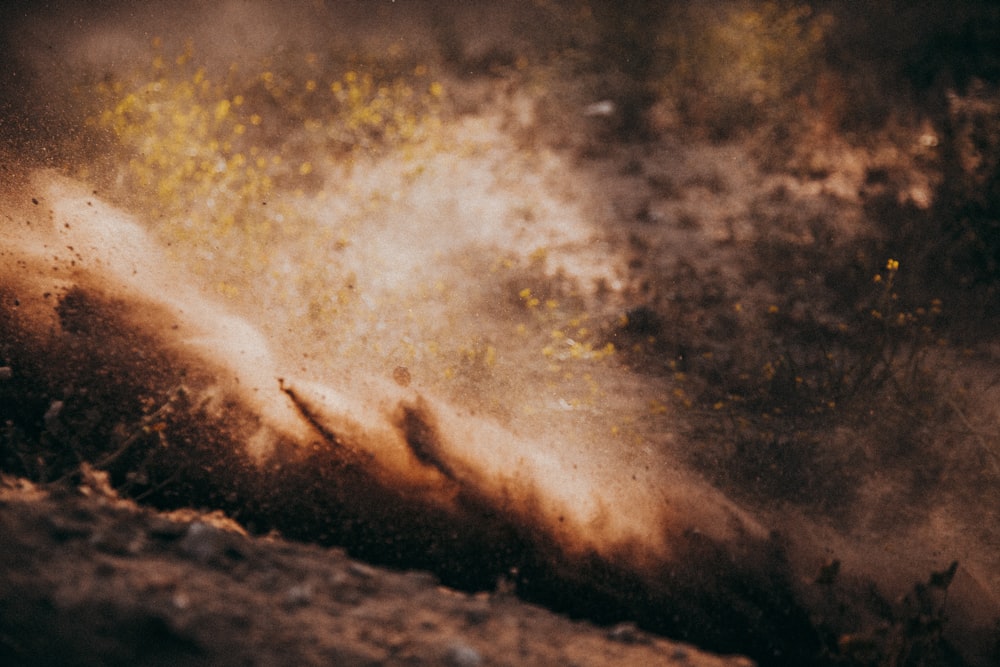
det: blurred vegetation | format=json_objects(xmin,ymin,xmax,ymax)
[
  {"xmin": 84, "ymin": 36, "xmax": 443, "ymax": 228},
  {"xmin": 655, "ymin": 1, "xmax": 834, "ymax": 140},
  {"xmin": 578, "ymin": 0, "xmax": 1000, "ymax": 537},
  {"xmin": 76, "ymin": 38, "xmax": 445, "ymax": 343}
]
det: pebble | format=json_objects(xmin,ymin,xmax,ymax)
[
  {"xmin": 43, "ymin": 400, "xmax": 64, "ymax": 428},
  {"xmin": 90, "ymin": 524, "xmax": 144, "ymax": 555},
  {"xmin": 463, "ymin": 599, "xmax": 491, "ymax": 626},
  {"xmin": 284, "ymin": 582, "xmax": 314, "ymax": 608},
  {"xmin": 178, "ymin": 522, "xmax": 224, "ymax": 563},
  {"xmin": 607, "ymin": 621, "xmax": 648, "ymax": 645},
  {"xmin": 348, "ymin": 562, "xmax": 377, "ymax": 579},
  {"xmin": 444, "ymin": 642, "xmax": 483, "ymax": 667}
]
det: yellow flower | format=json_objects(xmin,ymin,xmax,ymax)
[
  {"xmin": 214, "ymin": 99, "xmax": 231, "ymax": 121},
  {"xmin": 886, "ymin": 258, "xmax": 899, "ymax": 271}
]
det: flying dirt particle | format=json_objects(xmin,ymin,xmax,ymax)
[
  {"xmin": 393, "ymin": 365, "xmax": 411, "ymax": 387},
  {"xmin": 397, "ymin": 402, "xmax": 454, "ymax": 480}
]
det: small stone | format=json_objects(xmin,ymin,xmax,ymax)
[
  {"xmin": 89, "ymin": 523, "xmax": 144, "ymax": 555},
  {"xmin": 47, "ymin": 515, "xmax": 92, "ymax": 541},
  {"xmin": 584, "ymin": 100, "xmax": 616, "ymax": 117},
  {"xmin": 43, "ymin": 400, "xmax": 64, "ymax": 428},
  {"xmin": 463, "ymin": 599, "xmax": 491, "ymax": 626},
  {"xmin": 0, "ymin": 366, "xmax": 12, "ymax": 380},
  {"xmin": 445, "ymin": 642, "xmax": 482, "ymax": 667},
  {"xmin": 148, "ymin": 518, "xmax": 188, "ymax": 540},
  {"xmin": 607, "ymin": 622, "xmax": 648, "ymax": 645},
  {"xmin": 178, "ymin": 522, "xmax": 224, "ymax": 563},
  {"xmin": 284, "ymin": 582, "xmax": 314, "ymax": 608},
  {"xmin": 348, "ymin": 562, "xmax": 377, "ymax": 579}
]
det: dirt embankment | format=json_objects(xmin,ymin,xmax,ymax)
[{"xmin": 0, "ymin": 473, "xmax": 752, "ymax": 667}]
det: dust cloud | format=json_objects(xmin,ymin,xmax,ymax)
[{"xmin": 2, "ymin": 2, "xmax": 999, "ymax": 665}]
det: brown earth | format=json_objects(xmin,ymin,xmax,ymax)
[{"xmin": 0, "ymin": 472, "xmax": 752, "ymax": 667}]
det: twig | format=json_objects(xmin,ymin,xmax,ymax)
[
  {"xmin": 95, "ymin": 384, "xmax": 189, "ymax": 469},
  {"xmin": 946, "ymin": 397, "xmax": 1000, "ymax": 476}
]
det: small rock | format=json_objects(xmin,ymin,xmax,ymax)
[
  {"xmin": 148, "ymin": 517, "xmax": 188, "ymax": 540},
  {"xmin": 78, "ymin": 463, "xmax": 117, "ymax": 498},
  {"xmin": 284, "ymin": 582, "xmax": 314, "ymax": 608},
  {"xmin": 329, "ymin": 570, "xmax": 363, "ymax": 605},
  {"xmin": 348, "ymin": 562, "xmax": 377, "ymax": 579},
  {"xmin": 47, "ymin": 515, "xmax": 92, "ymax": 541},
  {"xmin": 89, "ymin": 522, "xmax": 144, "ymax": 555},
  {"xmin": 445, "ymin": 642, "xmax": 482, "ymax": 667},
  {"xmin": 0, "ymin": 366, "xmax": 12, "ymax": 380},
  {"xmin": 584, "ymin": 100, "xmax": 616, "ymax": 117},
  {"xmin": 43, "ymin": 400, "xmax": 64, "ymax": 428},
  {"xmin": 178, "ymin": 522, "xmax": 224, "ymax": 563},
  {"xmin": 463, "ymin": 599, "xmax": 491, "ymax": 626},
  {"xmin": 607, "ymin": 622, "xmax": 648, "ymax": 645}
]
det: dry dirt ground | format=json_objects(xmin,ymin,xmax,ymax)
[
  {"xmin": 3, "ymin": 2, "xmax": 1000, "ymax": 666},
  {"xmin": 0, "ymin": 472, "xmax": 750, "ymax": 667}
]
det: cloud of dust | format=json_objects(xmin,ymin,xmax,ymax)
[
  {"xmin": 6, "ymin": 159, "xmax": 750, "ymax": 569},
  {"xmin": 0, "ymin": 0, "xmax": 759, "ymax": 572},
  {"xmin": 4, "ymin": 172, "xmax": 316, "ymax": 450}
]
